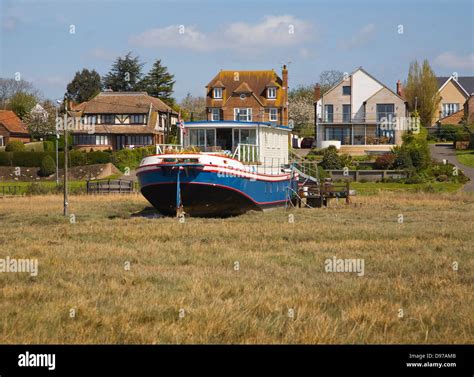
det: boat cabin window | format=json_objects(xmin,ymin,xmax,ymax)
[{"xmin": 162, "ymin": 158, "xmax": 200, "ymax": 164}]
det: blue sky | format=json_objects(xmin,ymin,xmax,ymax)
[{"xmin": 1, "ymin": 0, "xmax": 473, "ymax": 102}]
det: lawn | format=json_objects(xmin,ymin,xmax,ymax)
[
  {"xmin": 0, "ymin": 180, "xmax": 86, "ymax": 195},
  {"xmin": 0, "ymin": 193, "xmax": 472, "ymax": 344},
  {"xmin": 456, "ymin": 150, "xmax": 474, "ymax": 168},
  {"xmin": 350, "ymin": 181, "xmax": 463, "ymax": 195}
]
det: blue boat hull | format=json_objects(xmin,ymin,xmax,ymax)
[{"xmin": 138, "ymin": 166, "xmax": 296, "ymax": 217}]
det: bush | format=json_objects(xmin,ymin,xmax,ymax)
[
  {"xmin": 339, "ymin": 154, "xmax": 352, "ymax": 169},
  {"xmin": 43, "ymin": 141, "xmax": 55, "ymax": 152},
  {"xmin": 5, "ymin": 140, "xmax": 25, "ymax": 152},
  {"xmin": 374, "ymin": 153, "xmax": 396, "ymax": 170},
  {"xmin": 25, "ymin": 182, "xmax": 51, "ymax": 196},
  {"xmin": 39, "ymin": 155, "xmax": 56, "ymax": 177},
  {"xmin": 436, "ymin": 174, "xmax": 448, "ymax": 182},
  {"xmin": 112, "ymin": 146, "xmax": 155, "ymax": 172},
  {"xmin": 320, "ymin": 146, "xmax": 343, "ymax": 170}
]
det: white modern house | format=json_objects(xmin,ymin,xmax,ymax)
[{"xmin": 315, "ymin": 67, "xmax": 408, "ymax": 155}]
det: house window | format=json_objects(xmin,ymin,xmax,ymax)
[
  {"xmin": 189, "ymin": 128, "xmax": 215, "ymax": 149},
  {"xmin": 130, "ymin": 114, "xmax": 145, "ymax": 124},
  {"xmin": 213, "ymin": 88, "xmax": 222, "ymax": 99},
  {"xmin": 324, "ymin": 104, "xmax": 334, "ymax": 122},
  {"xmin": 234, "ymin": 108, "xmax": 252, "ymax": 122},
  {"xmin": 101, "ymin": 114, "xmax": 115, "ymax": 124},
  {"xmin": 0, "ymin": 136, "xmax": 3, "ymax": 147},
  {"xmin": 376, "ymin": 104, "xmax": 395, "ymax": 122},
  {"xmin": 269, "ymin": 108, "xmax": 278, "ymax": 122},
  {"xmin": 267, "ymin": 87, "xmax": 277, "ymax": 99},
  {"xmin": 233, "ymin": 128, "xmax": 257, "ymax": 145},
  {"xmin": 96, "ymin": 135, "xmax": 109, "ymax": 145},
  {"xmin": 83, "ymin": 115, "xmax": 96, "ymax": 124},
  {"xmin": 128, "ymin": 135, "xmax": 152, "ymax": 145},
  {"xmin": 74, "ymin": 134, "xmax": 95, "ymax": 145},
  {"xmin": 342, "ymin": 86, "xmax": 351, "ymax": 95},
  {"xmin": 211, "ymin": 108, "xmax": 220, "ymax": 121},
  {"xmin": 342, "ymin": 105, "xmax": 351, "ymax": 122},
  {"xmin": 442, "ymin": 103, "xmax": 460, "ymax": 117}
]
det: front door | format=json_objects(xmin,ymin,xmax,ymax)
[{"xmin": 216, "ymin": 128, "xmax": 232, "ymax": 151}]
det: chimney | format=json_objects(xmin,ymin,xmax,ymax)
[
  {"xmin": 282, "ymin": 65, "xmax": 288, "ymax": 126},
  {"xmin": 396, "ymin": 80, "xmax": 402, "ymax": 97},
  {"xmin": 314, "ymin": 84, "xmax": 321, "ymax": 102}
]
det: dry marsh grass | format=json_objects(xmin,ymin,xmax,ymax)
[{"xmin": 0, "ymin": 193, "xmax": 473, "ymax": 344}]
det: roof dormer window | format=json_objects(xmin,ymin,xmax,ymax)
[
  {"xmin": 267, "ymin": 87, "xmax": 277, "ymax": 99},
  {"xmin": 213, "ymin": 88, "xmax": 222, "ymax": 99}
]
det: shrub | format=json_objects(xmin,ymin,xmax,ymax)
[
  {"xmin": 112, "ymin": 146, "xmax": 154, "ymax": 172},
  {"xmin": 39, "ymin": 155, "xmax": 56, "ymax": 177},
  {"xmin": 5, "ymin": 140, "xmax": 25, "ymax": 152},
  {"xmin": 436, "ymin": 174, "xmax": 448, "ymax": 182},
  {"xmin": 374, "ymin": 153, "xmax": 396, "ymax": 170},
  {"xmin": 320, "ymin": 146, "xmax": 343, "ymax": 170},
  {"xmin": 0, "ymin": 152, "xmax": 12, "ymax": 166},
  {"xmin": 339, "ymin": 154, "xmax": 353, "ymax": 169},
  {"xmin": 25, "ymin": 182, "xmax": 51, "ymax": 196},
  {"xmin": 43, "ymin": 141, "xmax": 55, "ymax": 152}
]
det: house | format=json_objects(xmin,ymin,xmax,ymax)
[
  {"xmin": 179, "ymin": 66, "xmax": 291, "ymax": 164},
  {"xmin": 0, "ymin": 110, "xmax": 30, "ymax": 147},
  {"xmin": 71, "ymin": 91, "xmax": 178, "ymax": 151},
  {"xmin": 205, "ymin": 66, "xmax": 288, "ymax": 125},
  {"xmin": 315, "ymin": 67, "xmax": 408, "ymax": 155},
  {"xmin": 434, "ymin": 76, "xmax": 474, "ymax": 126}
]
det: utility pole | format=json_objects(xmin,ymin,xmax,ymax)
[
  {"xmin": 63, "ymin": 98, "xmax": 68, "ymax": 217},
  {"xmin": 55, "ymin": 107, "xmax": 59, "ymax": 185}
]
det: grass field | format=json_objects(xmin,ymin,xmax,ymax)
[
  {"xmin": 456, "ymin": 150, "xmax": 474, "ymax": 168},
  {"xmin": 0, "ymin": 193, "xmax": 472, "ymax": 344}
]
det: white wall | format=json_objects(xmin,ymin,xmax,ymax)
[
  {"xmin": 351, "ymin": 70, "xmax": 383, "ymax": 121},
  {"xmin": 258, "ymin": 127, "xmax": 289, "ymax": 167}
]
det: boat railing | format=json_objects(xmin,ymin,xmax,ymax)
[
  {"xmin": 155, "ymin": 144, "xmax": 184, "ymax": 154},
  {"xmin": 232, "ymin": 143, "xmax": 259, "ymax": 164}
]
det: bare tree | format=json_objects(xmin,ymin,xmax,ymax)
[
  {"xmin": 179, "ymin": 93, "xmax": 206, "ymax": 121},
  {"xmin": 0, "ymin": 78, "xmax": 39, "ymax": 109},
  {"xmin": 318, "ymin": 70, "xmax": 344, "ymax": 95}
]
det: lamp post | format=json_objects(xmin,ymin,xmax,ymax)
[{"xmin": 57, "ymin": 98, "xmax": 68, "ymax": 217}]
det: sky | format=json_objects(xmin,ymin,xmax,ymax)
[{"xmin": 1, "ymin": 0, "xmax": 473, "ymax": 102}]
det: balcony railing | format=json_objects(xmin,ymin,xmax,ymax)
[{"xmin": 319, "ymin": 112, "xmax": 397, "ymax": 124}]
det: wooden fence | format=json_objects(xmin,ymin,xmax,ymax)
[
  {"xmin": 0, "ymin": 185, "xmax": 23, "ymax": 197},
  {"xmin": 86, "ymin": 179, "xmax": 135, "ymax": 194}
]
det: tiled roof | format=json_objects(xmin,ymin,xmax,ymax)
[
  {"xmin": 206, "ymin": 70, "xmax": 284, "ymax": 107},
  {"xmin": 0, "ymin": 110, "xmax": 29, "ymax": 134},
  {"xmin": 438, "ymin": 109, "xmax": 464, "ymax": 125},
  {"xmin": 437, "ymin": 76, "xmax": 474, "ymax": 95},
  {"xmin": 74, "ymin": 92, "xmax": 177, "ymax": 114},
  {"xmin": 234, "ymin": 82, "xmax": 253, "ymax": 94}
]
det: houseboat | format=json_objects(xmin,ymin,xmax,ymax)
[{"xmin": 136, "ymin": 121, "xmax": 297, "ymax": 217}]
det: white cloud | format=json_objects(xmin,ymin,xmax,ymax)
[
  {"xmin": 434, "ymin": 51, "xmax": 474, "ymax": 70},
  {"xmin": 129, "ymin": 25, "xmax": 211, "ymax": 51},
  {"xmin": 339, "ymin": 24, "xmax": 375, "ymax": 50},
  {"xmin": 128, "ymin": 15, "xmax": 313, "ymax": 53}
]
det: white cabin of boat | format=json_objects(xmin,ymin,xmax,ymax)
[{"xmin": 174, "ymin": 121, "xmax": 290, "ymax": 165}]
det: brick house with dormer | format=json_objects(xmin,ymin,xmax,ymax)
[{"xmin": 205, "ymin": 66, "xmax": 289, "ymax": 126}]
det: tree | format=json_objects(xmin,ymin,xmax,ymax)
[
  {"xmin": 288, "ymin": 84, "xmax": 315, "ymax": 135},
  {"xmin": 7, "ymin": 92, "xmax": 37, "ymax": 120},
  {"xmin": 319, "ymin": 70, "xmax": 344, "ymax": 95},
  {"xmin": 320, "ymin": 145, "xmax": 343, "ymax": 169},
  {"xmin": 66, "ymin": 69, "xmax": 101, "ymax": 103},
  {"xmin": 39, "ymin": 155, "xmax": 56, "ymax": 177},
  {"xmin": 403, "ymin": 59, "xmax": 440, "ymax": 127},
  {"xmin": 103, "ymin": 52, "xmax": 145, "ymax": 92},
  {"xmin": 140, "ymin": 59, "xmax": 176, "ymax": 105},
  {"xmin": 179, "ymin": 93, "xmax": 206, "ymax": 121},
  {"xmin": 25, "ymin": 100, "xmax": 57, "ymax": 138},
  {"xmin": 0, "ymin": 78, "xmax": 38, "ymax": 109},
  {"xmin": 5, "ymin": 140, "xmax": 26, "ymax": 152}
]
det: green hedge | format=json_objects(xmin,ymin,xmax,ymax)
[{"xmin": 0, "ymin": 150, "xmax": 112, "ymax": 168}]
